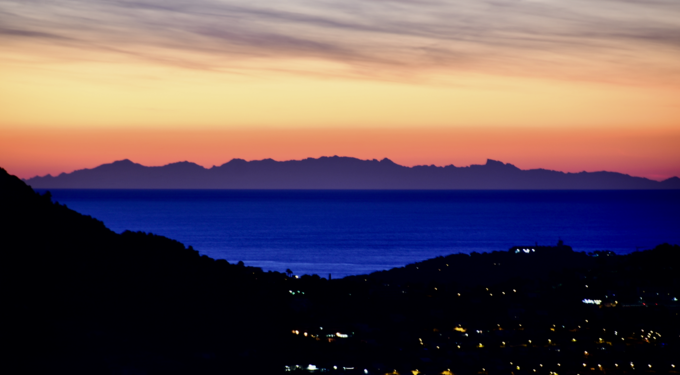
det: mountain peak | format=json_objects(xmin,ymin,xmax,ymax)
[
  {"xmin": 101, "ymin": 159, "xmax": 143, "ymax": 169},
  {"xmin": 163, "ymin": 161, "xmax": 204, "ymax": 169},
  {"xmin": 485, "ymin": 159, "xmax": 519, "ymax": 170}
]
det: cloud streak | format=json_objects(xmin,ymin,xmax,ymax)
[{"xmin": 1, "ymin": 0, "xmax": 680, "ymax": 83}]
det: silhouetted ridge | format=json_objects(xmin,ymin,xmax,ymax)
[
  {"xmin": 23, "ymin": 157, "xmax": 680, "ymax": 189},
  {"xmin": 2, "ymin": 167, "xmax": 289, "ymax": 373},
  {"xmin": 484, "ymin": 159, "xmax": 510, "ymax": 167}
]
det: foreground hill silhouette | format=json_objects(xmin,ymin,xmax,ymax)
[
  {"xmin": 2, "ymin": 167, "xmax": 292, "ymax": 374},
  {"xmin": 3, "ymin": 167, "xmax": 679, "ymax": 374},
  {"xmin": 24, "ymin": 157, "xmax": 680, "ymax": 189}
]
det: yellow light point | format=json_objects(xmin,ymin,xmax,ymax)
[
  {"xmin": 411, "ymin": 370, "xmax": 420, "ymax": 375},
  {"xmin": 517, "ymin": 366, "xmax": 520, "ymax": 370}
]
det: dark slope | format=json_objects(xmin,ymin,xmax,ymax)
[
  {"xmin": 1, "ymin": 167, "xmax": 292, "ymax": 374},
  {"xmin": 24, "ymin": 157, "xmax": 680, "ymax": 189},
  {"xmin": 351, "ymin": 248, "xmax": 593, "ymax": 286},
  {"xmin": 350, "ymin": 245, "xmax": 680, "ymax": 289}
]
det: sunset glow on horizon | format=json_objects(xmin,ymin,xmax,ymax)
[{"xmin": 1, "ymin": 0, "xmax": 680, "ymax": 180}]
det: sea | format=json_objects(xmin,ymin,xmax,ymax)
[{"xmin": 38, "ymin": 189, "xmax": 680, "ymax": 278}]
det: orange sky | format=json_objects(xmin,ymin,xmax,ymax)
[
  {"xmin": 3, "ymin": 126, "xmax": 679, "ymax": 181},
  {"xmin": 1, "ymin": 0, "xmax": 680, "ymax": 181}
]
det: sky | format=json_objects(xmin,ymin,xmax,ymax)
[{"xmin": 1, "ymin": 0, "xmax": 680, "ymax": 180}]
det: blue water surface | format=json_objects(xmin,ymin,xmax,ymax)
[{"xmin": 38, "ymin": 190, "xmax": 680, "ymax": 277}]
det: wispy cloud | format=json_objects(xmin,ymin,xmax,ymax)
[{"xmin": 1, "ymin": 0, "xmax": 679, "ymax": 83}]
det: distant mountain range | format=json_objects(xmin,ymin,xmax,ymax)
[{"xmin": 23, "ymin": 157, "xmax": 680, "ymax": 189}]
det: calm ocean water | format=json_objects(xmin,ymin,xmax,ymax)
[{"xmin": 39, "ymin": 190, "xmax": 680, "ymax": 278}]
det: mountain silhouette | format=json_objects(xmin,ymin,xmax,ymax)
[{"xmin": 24, "ymin": 156, "xmax": 680, "ymax": 189}]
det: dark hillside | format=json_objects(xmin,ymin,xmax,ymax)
[{"xmin": 2, "ymin": 167, "xmax": 291, "ymax": 374}]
